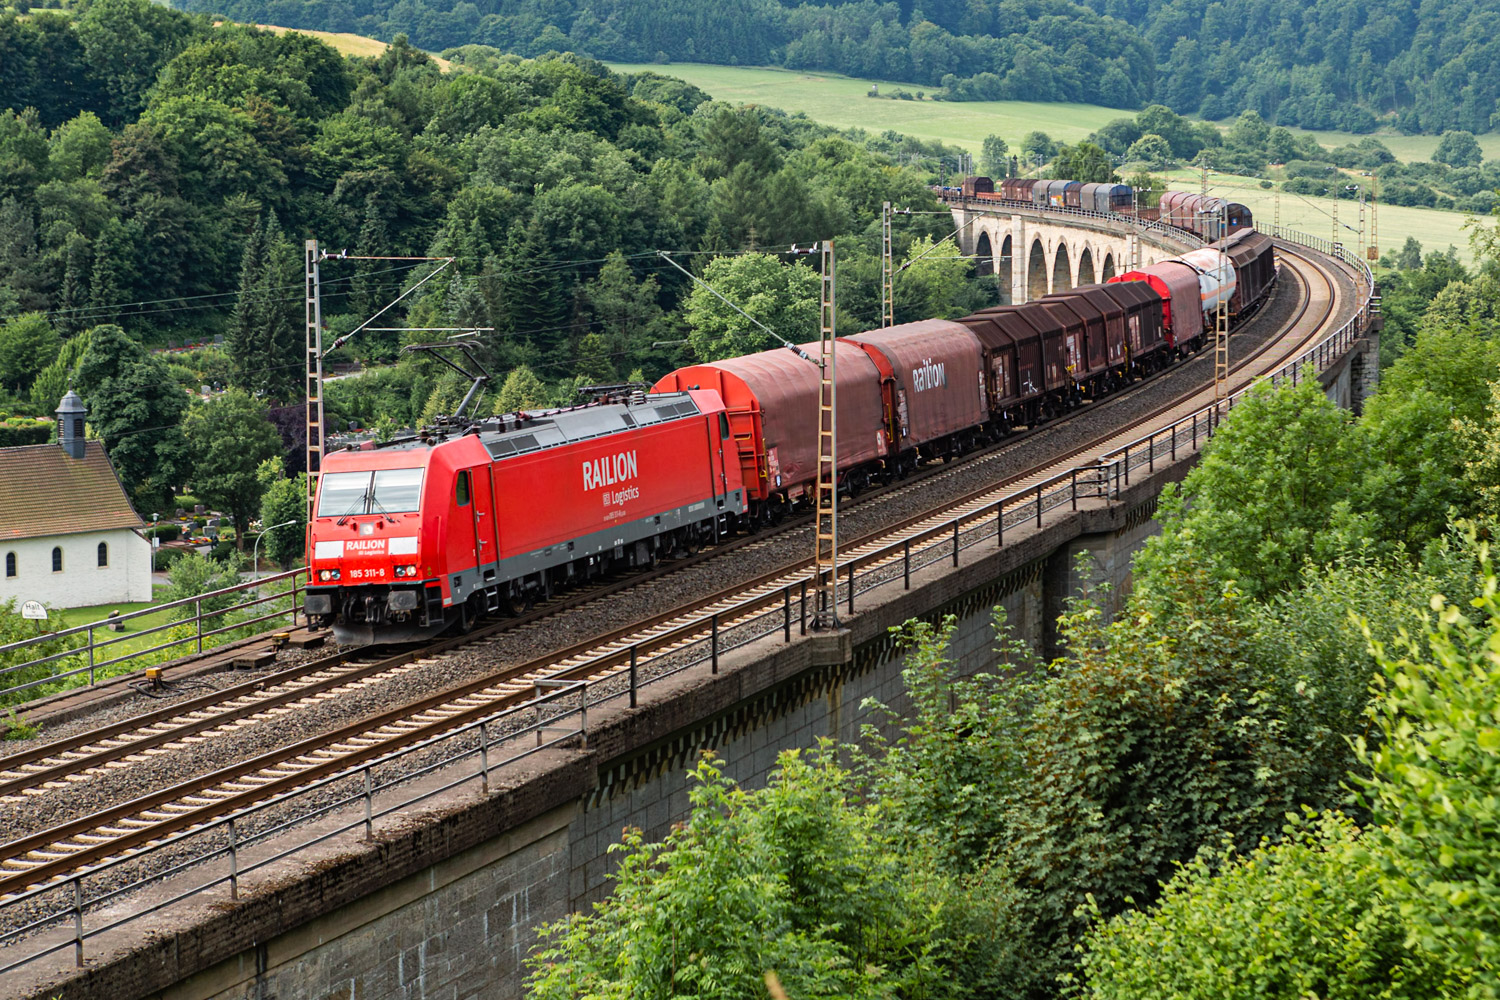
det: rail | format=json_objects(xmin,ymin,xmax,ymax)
[
  {"xmin": 0, "ymin": 230, "xmax": 1371, "ymax": 980},
  {"xmin": 0, "ymin": 569, "xmax": 307, "ymax": 703}
]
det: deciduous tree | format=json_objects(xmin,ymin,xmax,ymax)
[
  {"xmin": 684, "ymin": 252, "xmax": 820, "ymax": 361},
  {"xmin": 75, "ymin": 324, "xmax": 190, "ymax": 514},
  {"xmin": 181, "ymin": 388, "xmax": 282, "ymax": 550}
]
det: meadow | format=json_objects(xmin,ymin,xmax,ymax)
[
  {"xmin": 255, "ymin": 23, "xmax": 453, "ymax": 69},
  {"xmin": 606, "ymin": 61, "xmax": 1123, "ymax": 153}
]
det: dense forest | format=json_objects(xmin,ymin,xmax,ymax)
[
  {"xmin": 172, "ymin": 0, "xmax": 1500, "ymax": 133},
  {"xmin": 0, "ymin": 0, "xmax": 986, "ymax": 523}
]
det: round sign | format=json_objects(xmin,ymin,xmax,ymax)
[{"xmin": 20, "ymin": 600, "xmax": 47, "ymax": 620}]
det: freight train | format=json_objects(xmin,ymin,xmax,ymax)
[
  {"xmin": 946, "ymin": 176, "xmax": 1253, "ymax": 242},
  {"xmin": 303, "ymin": 230, "xmax": 1276, "ymax": 643}
]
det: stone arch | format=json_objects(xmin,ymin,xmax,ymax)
[
  {"xmin": 998, "ymin": 234, "xmax": 1013, "ymax": 304},
  {"xmin": 1051, "ymin": 238, "xmax": 1072, "ymax": 292},
  {"xmin": 1101, "ymin": 252, "xmax": 1116, "ymax": 281},
  {"xmin": 975, "ymin": 230, "xmax": 994, "ymax": 277},
  {"xmin": 1077, "ymin": 246, "xmax": 1096, "ymax": 286},
  {"xmin": 1027, "ymin": 239, "xmax": 1048, "ymax": 301}
]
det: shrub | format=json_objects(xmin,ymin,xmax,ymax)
[{"xmin": 0, "ymin": 419, "xmax": 49, "ymax": 447}]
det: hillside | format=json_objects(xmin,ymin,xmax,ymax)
[{"xmin": 173, "ymin": 0, "xmax": 1500, "ymax": 134}]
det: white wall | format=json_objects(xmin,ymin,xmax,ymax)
[{"xmin": 0, "ymin": 529, "xmax": 153, "ymax": 610}]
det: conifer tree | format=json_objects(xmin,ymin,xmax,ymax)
[
  {"xmin": 88, "ymin": 218, "xmax": 131, "ymax": 327},
  {"xmin": 227, "ymin": 214, "xmax": 268, "ymax": 391},
  {"xmin": 55, "ymin": 232, "xmax": 91, "ymax": 338}
]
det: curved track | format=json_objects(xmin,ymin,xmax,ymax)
[
  {"xmin": 0, "ymin": 241, "xmax": 1353, "ymax": 910},
  {"xmin": 0, "ymin": 254, "xmax": 1302, "ymax": 803}
]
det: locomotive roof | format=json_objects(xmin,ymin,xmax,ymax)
[
  {"xmin": 356, "ymin": 392, "xmax": 705, "ymax": 461},
  {"xmin": 478, "ymin": 391, "xmax": 703, "ymax": 459}
]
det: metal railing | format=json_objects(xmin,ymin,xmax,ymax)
[
  {"xmin": 0, "ymin": 226, "xmax": 1373, "ymax": 981},
  {"xmin": 0, "ymin": 569, "xmax": 307, "ymax": 703}
]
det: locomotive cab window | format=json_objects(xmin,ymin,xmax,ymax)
[
  {"xmin": 372, "ymin": 469, "xmax": 424, "ymax": 513},
  {"xmin": 719, "ymin": 413, "xmax": 730, "ymax": 440},
  {"xmin": 316, "ymin": 469, "xmax": 426, "ymax": 517},
  {"xmin": 455, "ymin": 471, "xmax": 471, "ymax": 506},
  {"xmin": 317, "ymin": 472, "xmax": 371, "ymax": 517}
]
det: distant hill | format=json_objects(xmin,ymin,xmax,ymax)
[{"xmin": 174, "ymin": 0, "xmax": 1500, "ymax": 135}]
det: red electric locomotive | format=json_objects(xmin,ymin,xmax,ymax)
[{"xmin": 304, "ymin": 389, "xmax": 746, "ymax": 643}]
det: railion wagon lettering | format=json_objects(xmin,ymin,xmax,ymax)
[
  {"xmin": 911, "ymin": 358, "xmax": 946, "ymax": 392},
  {"xmin": 582, "ymin": 450, "xmax": 639, "ymax": 491}
]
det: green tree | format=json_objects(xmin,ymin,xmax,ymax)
[
  {"xmin": 493, "ymin": 365, "xmax": 549, "ymax": 413},
  {"xmin": 28, "ymin": 327, "xmax": 90, "ymax": 412},
  {"xmin": 74, "ymin": 0, "xmax": 206, "ymax": 127},
  {"xmin": 256, "ymin": 459, "xmax": 307, "ymax": 568},
  {"xmin": 87, "ymin": 217, "xmax": 133, "ymax": 327},
  {"xmin": 573, "ymin": 332, "xmax": 616, "ymax": 384},
  {"xmin": 181, "ymin": 388, "xmax": 282, "ymax": 550},
  {"xmin": 980, "ymin": 134, "xmax": 1008, "ymax": 176},
  {"xmin": 227, "ymin": 214, "xmax": 302, "ymax": 403},
  {"xmin": 1050, "ymin": 141, "xmax": 1118, "ymax": 183},
  {"xmin": 75, "ymin": 324, "xmax": 190, "ymax": 514},
  {"xmin": 1433, "ymin": 129, "xmax": 1483, "ymax": 168},
  {"xmin": 894, "ymin": 236, "xmax": 973, "ymax": 322},
  {"xmin": 53, "ymin": 231, "xmax": 91, "ymax": 339},
  {"xmin": 47, "ymin": 112, "xmax": 112, "ymax": 182},
  {"xmin": 1395, "ymin": 235, "xmax": 1424, "ymax": 271},
  {"xmin": 0, "ymin": 312, "xmax": 60, "ymax": 394},
  {"xmin": 1358, "ymin": 325, "xmax": 1500, "ymax": 549},
  {"xmin": 685, "ymin": 253, "xmax": 820, "ymax": 361},
  {"xmin": 1357, "ymin": 556, "xmax": 1500, "ymax": 983},
  {"xmin": 1125, "ymin": 170, "xmax": 1165, "ymax": 209},
  {"xmin": 1133, "ymin": 379, "xmax": 1369, "ymax": 602},
  {"xmin": 159, "ymin": 550, "xmax": 244, "ymax": 619},
  {"xmin": 1019, "ymin": 130, "xmax": 1057, "ymax": 169},
  {"xmin": 1226, "ymin": 109, "xmax": 1271, "ymax": 150},
  {"xmin": 1077, "ymin": 812, "xmax": 1449, "ymax": 1000},
  {"xmin": 582, "ymin": 249, "xmax": 668, "ymax": 357},
  {"xmin": 1125, "ymin": 133, "xmax": 1173, "ymax": 169}
]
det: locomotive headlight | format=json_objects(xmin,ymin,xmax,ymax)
[
  {"xmin": 393, "ymin": 564, "xmax": 418, "ymax": 578},
  {"xmin": 318, "ymin": 569, "xmax": 341, "ymax": 582}
]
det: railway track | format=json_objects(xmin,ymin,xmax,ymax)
[
  {"xmin": 0, "ymin": 249, "xmax": 1303, "ymax": 804},
  {"xmin": 0, "ymin": 240, "xmax": 1352, "ymax": 909}
]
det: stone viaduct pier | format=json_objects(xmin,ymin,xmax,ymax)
[{"xmin": 14, "ymin": 211, "xmax": 1378, "ymax": 1000}]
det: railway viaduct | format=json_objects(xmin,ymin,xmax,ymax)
[
  {"xmin": 954, "ymin": 203, "xmax": 1183, "ymax": 304},
  {"xmin": 13, "ymin": 211, "xmax": 1379, "ymax": 1000}
]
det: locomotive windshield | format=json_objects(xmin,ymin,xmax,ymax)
[{"xmin": 316, "ymin": 469, "xmax": 425, "ymax": 517}]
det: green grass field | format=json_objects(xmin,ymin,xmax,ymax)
[
  {"xmin": 607, "ymin": 61, "xmax": 1123, "ymax": 154},
  {"xmin": 1277, "ymin": 126, "xmax": 1500, "ymax": 164},
  {"xmin": 49, "ymin": 593, "xmax": 180, "ymax": 663}
]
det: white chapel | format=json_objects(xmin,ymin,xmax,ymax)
[{"xmin": 0, "ymin": 391, "xmax": 152, "ymax": 609}]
